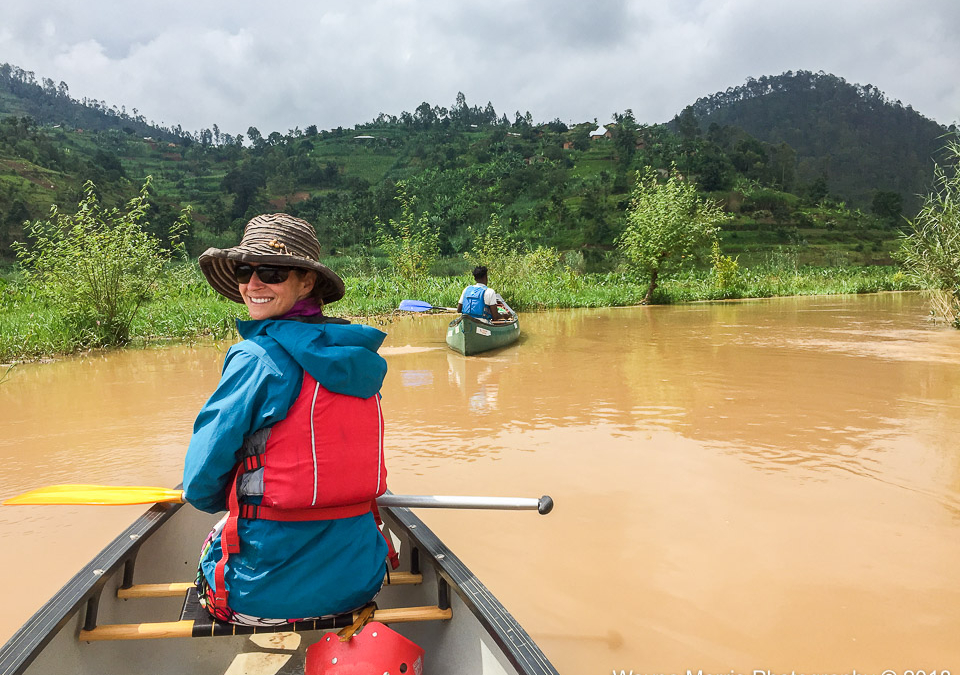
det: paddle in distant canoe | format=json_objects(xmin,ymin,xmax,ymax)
[
  {"xmin": 398, "ymin": 299, "xmax": 457, "ymax": 312},
  {"xmin": 446, "ymin": 311, "xmax": 520, "ymax": 356}
]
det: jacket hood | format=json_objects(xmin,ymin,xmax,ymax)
[{"xmin": 237, "ymin": 319, "xmax": 387, "ymax": 399}]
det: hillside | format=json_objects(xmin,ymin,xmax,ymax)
[
  {"xmin": 687, "ymin": 70, "xmax": 952, "ymax": 212},
  {"xmin": 0, "ymin": 64, "xmax": 181, "ymax": 140},
  {"xmin": 1, "ymin": 64, "xmax": 954, "ymax": 270}
]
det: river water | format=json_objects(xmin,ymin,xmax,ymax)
[{"xmin": 2, "ymin": 292, "xmax": 959, "ymax": 673}]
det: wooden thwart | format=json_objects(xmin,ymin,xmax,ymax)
[
  {"xmin": 79, "ymin": 606, "xmax": 452, "ymax": 641},
  {"xmin": 117, "ymin": 572, "xmax": 423, "ymax": 599},
  {"xmin": 117, "ymin": 583, "xmax": 193, "ymax": 599}
]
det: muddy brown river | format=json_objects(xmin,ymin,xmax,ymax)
[{"xmin": 2, "ymin": 292, "xmax": 959, "ymax": 673}]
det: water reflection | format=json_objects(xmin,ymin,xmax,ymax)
[{"xmin": 446, "ymin": 352, "xmax": 511, "ymax": 413}]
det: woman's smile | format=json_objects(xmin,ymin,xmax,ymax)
[{"xmin": 239, "ymin": 265, "xmax": 315, "ymax": 319}]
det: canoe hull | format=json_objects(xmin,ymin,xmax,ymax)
[
  {"xmin": 446, "ymin": 314, "xmax": 520, "ymax": 356},
  {"xmin": 0, "ymin": 497, "xmax": 557, "ymax": 675}
]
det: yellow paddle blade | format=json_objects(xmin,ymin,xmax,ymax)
[{"xmin": 3, "ymin": 484, "xmax": 185, "ymax": 506}]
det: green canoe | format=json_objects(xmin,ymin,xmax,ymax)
[{"xmin": 446, "ymin": 312, "xmax": 520, "ymax": 355}]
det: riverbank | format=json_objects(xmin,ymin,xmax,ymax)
[{"xmin": 0, "ymin": 262, "xmax": 921, "ymax": 363}]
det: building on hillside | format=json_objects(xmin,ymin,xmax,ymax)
[{"xmin": 590, "ymin": 125, "xmax": 612, "ymax": 139}]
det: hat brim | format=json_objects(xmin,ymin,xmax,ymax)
[{"xmin": 199, "ymin": 249, "xmax": 345, "ymax": 305}]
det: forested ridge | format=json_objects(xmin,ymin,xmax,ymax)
[
  {"xmin": 688, "ymin": 70, "xmax": 953, "ymax": 213},
  {"xmin": 1, "ymin": 65, "xmax": 954, "ymax": 269}
]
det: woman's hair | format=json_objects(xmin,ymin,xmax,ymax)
[{"xmin": 295, "ymin": 269, "xmax": 325, "ymax": 310}]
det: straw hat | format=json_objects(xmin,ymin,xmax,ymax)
[{"xmin": 198, "ymin": 213, "xmax": 345, "ymax": 304}]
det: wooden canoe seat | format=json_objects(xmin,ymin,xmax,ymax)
[
  {"xmin": 117, "ymin": 572, "xmax": 422, "ymax": 599},
  {"xmin": 80, "ymin": 584, "xmax": 450, "ymax": 641}
]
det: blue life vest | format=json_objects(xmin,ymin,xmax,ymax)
[{"xmin": 461, "ymin": 285, "xmax": 488, "ymax": 318}]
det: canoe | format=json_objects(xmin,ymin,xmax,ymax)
[
  {"xmin": 446, "ymin": 313, "xmax": 520, "ymax": 356},
  {"xmin": 0, "ymin": 497, "xmax": 558, "ymax": 675}
]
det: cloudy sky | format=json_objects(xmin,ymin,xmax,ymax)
[{"xmin": 2, "ymin": 1, "xmax": 958, "ymax": 136}]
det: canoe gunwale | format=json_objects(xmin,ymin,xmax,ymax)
[
  {"xmin": 380, "ymin": 504, "xmax": 558, "ymax": 675},
  {"xmin": 0, "ymin": 501, "xmax": 181, "ymax": 675},
  {"xmin": 451, "ymin": 313, "xmax": 519, "ymax": 330}
]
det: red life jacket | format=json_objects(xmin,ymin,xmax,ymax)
[{"xmin": 214, "ymin": 371, "xmax": 396, "ymax": 612}]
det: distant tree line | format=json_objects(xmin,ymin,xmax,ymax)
[{"xmin": 1, "ymin": 67, "xmax": 952, "ymax": 268}]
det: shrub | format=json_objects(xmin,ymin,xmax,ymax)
[
  {"xmin": 898, "ymin": 138, "xmax": 960, "ymax": 326},
  {"xmin": 14, "ymin": 178, "xmax": 190, "ymax": 346},
  {"xmin": 375, "ymin": 181, "xmax": 440, "ymax": 285},
  {"xmin": 463, "ymin": 212, "xmax": 518, "ymax": 280},
  {"xmin": 710, "ymin": 240, "xmax": 741, "ymax": 294}
]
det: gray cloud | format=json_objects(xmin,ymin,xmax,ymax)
[{"xmin": 1, "ymin": 0, "xmax": 957, "ymax": 136}]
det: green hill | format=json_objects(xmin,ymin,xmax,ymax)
[
  {"xmin": 1, "ymin": 64, "xmax": 954, "ymax": 269},
  {"xmin": 686, "ymin": 70, "xmax": 953, "ymax": 213},
  {"xmin": 0, "ymin": 63, "xmax": 181, "ymax": 139}
]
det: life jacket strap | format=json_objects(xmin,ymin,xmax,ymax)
[
  {"xmin": 239, "ymin": 501, "xmax": 373, "ymax": 521},
  {"xmin": 213, "ymin": 465, "xmax": 243, "ymax": 611},
  {"xmin": 372, "ymin": 499, "xmax": 400, "ymax": 570}
]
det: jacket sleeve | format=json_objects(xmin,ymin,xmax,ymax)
[{"xmin": 182, "ymin": 342, "xmax": 299, "ymax": 513}]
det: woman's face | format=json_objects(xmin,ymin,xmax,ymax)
[{"xmin": 238, "ymin": 264, "xmax": 316, "ymax": 320}]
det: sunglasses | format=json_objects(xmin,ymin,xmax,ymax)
[{"xmin": 233, "ymin": 264, "xmax": 300, "ymax": 285}]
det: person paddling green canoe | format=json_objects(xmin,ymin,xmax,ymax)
[{"xmin": 457, "ymin": 265, "xmax": 512, "ymax": 320}]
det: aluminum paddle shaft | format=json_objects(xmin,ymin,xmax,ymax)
[{"xmin": 379, "ymin": 494, "xmax": 554, "ymax": 515}]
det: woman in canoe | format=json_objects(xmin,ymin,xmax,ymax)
[{"xmin": 183, "ymin": 213, "xmax": 393, "ymax": 626}]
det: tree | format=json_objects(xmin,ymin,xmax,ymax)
[
  {"xmin": 413, "ymin": 102, "xmax": 437, "ymax": 129},
  {"xmin": 246, "ymin": 126, "xmax": 264, "ymax": 149},
  {"xmin": 376, "ymin": 182, "xmax": 440, "ymax": 284},
  {"xmin": 872, "ymin": 190, "xmax": 903, "ymax": 223},
  {"xmin": 452, "ymin": 91, "xmax": 468, "ymax": 125},
  {"xmin": 617, "ymin": 167, "xmax": 732, "ymax": 303},
  {"xmin": 770, "ymin": 142, "xmax": 797, "ymax": 191},
  {"xmin": 898, "ymin": 138, "xmax": 960, "ymax": 326},
  {"xmin": 674, "ymin": 106, "xmax": 701, "ymax": 140},
  {"xmin": 222, "ymin": 164, "xmax": 266, "ymax": 219},
  {"xmin": 804, "ymin": 174, "xmax": 829, "ymax": 205},
  {"xmin": 611, "ymin": 109, "xmax": 638, "ymax": 166}
]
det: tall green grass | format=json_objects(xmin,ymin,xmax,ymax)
[{"xmin": 0, "ymin": 260, "xmax": 922, "ymax": 363}]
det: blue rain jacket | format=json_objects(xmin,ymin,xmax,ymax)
[{"xmin": 183, "ymin": 317, "xmax": 389, "ymax": 619}]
